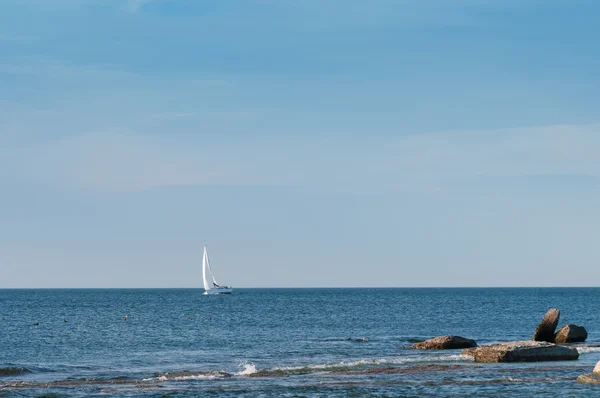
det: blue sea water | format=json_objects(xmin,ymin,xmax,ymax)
[{"xmin": 1, "ymin": 288, "xmax": 600, "ymax": 397}]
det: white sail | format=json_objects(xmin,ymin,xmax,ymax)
[
  {"xmin": 204, "ymin": 247, "xmax": 220, "ymax": 287},
  {"xmin": 201, "ymin": 242, "xmax": 233, "ymax": 294},
  {"xmin": 202, "ymin": 245, "xmax": 212, "ymax": 291}
]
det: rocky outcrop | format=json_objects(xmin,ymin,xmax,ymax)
[
  {"xmin": 533, "ymin": 308, "xmax": 560, "ymax": 342},
  {"xmin": 577, "ymin": 360, "xmax": 600, "ymax": 384},
  {"xmin": 462, "ymin": 340, "xmax": 579, "ymax": 363},
  {"xmin": 554, "ymin": 324, "xmax": 588, "ymax": 343},
  {"xmin": 409, "ymin": 335, "xmax": 477, "ymax": 350}
]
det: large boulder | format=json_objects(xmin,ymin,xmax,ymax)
[
  {"xmin": 409, "ymin": 335, "xmax": 477, "ymax": 350},
  {"xmin": 533, "ymin": 308, "xmax": 560, "ymax": 342},
  {"xmin": 577, "ymin": 360, "xmax": 600, "ymax": 384},
  {"xmin": 554, "ymin": 324, "xmax": 588, "ymax": 343},
  {"xmin": 462, "ymin": 340, "xmax": 579, "ymax": 363}
]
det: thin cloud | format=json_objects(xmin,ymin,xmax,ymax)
[
  {"xmin": 3, "ymin": 124, "xmax": 599, "ymax": 193},
  {"xmin": 0, "ymin": 56, "xmax": 138, "ymax": 80}
]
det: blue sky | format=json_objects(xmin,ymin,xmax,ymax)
[{"xmin": 1, "ymin": 0, "xmax": 599, "ymax": 287}]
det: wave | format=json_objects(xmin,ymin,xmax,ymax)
[
  {"xmin": 307, "ymin": 337, "xmax": 427, "ymax": 344},
  {"xmin": 576, "ymin": 346, "xmax": 600, "ymax": 354},
  {"xmin": 434, "ymin": 376, "xmax": 572, "ymax": 386},
  {"xmin": 0, "ymin": 367, "xmax": 31, "ymax": 376},
  {"xmin": 145, "ymin": 370, "xmax": 231, "ymax": 382},
  {"xmin": 244, "ymin": 354, "xmax": 473, "ymax": 377}
]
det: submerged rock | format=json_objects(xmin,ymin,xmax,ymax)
[
  {"xmin": 463, "ymin": 340, "xmax": 579, "ymax": 363},
  {"xmin": 554, "ymin": 324, "xmax": 588, "ymax": 344},
  {"xmin": 577, "ymin": 361, "xmax": 600, "ymax": 384},
  {"xmin": 0, "ymin": 367, "xmax": 31, "ymax": 376},
  {"xmin": 346, "ymin": 337, "xmax": 369, "ymax": 343},
  {"xmin": 533, "ymin": 308, "xmax": 560, "ymax": 342},
  {"xmin": 577, "ymin": 373, "xmax": 600, "ymax": 384},
  {"xmin": 409, "ymin": 335, "xmax": 477, "ymax": 350}
]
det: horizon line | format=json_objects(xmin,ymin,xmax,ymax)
[{"xmin": 1, "ymin": 286, "xmax": 599, "ymax": 290}]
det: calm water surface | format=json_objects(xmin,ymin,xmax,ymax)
[{"xmin": 1, "ymin": 288, "xmax": 600, "ymax": 396}]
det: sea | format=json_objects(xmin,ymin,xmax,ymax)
[{"xmin": 1, "ymin": 288, "xmax": 600, "ymax": 397}]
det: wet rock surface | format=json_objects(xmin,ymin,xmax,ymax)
[
  {"xmin": 463, "ymin": 340, "xmax": 579, "ymax": 363},
  {"xmin": 409, "ymin": 335, "xmax": 477, "ymax": 350}
]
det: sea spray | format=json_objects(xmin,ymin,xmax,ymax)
[{"xmin": 236, "ymin": 363, "xmax": 258, "ymax": 376}]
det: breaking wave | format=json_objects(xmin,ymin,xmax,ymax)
[{"xmin": 235, "ymin": 363, "xmax": 258, "ymax": 376}]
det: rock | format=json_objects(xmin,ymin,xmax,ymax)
[
  {"xmin": 554, "ymin": 324, "xmax": 588, "ymax": 343},
  {"xmin": 533, "ymin": 308, "xmax": 560, "ymax": 342},
  {"xmin": 463, "ymin": 340, "xmax": 579, "ymax": 363},
  {"xmin": 576, "ymin": 361, "xmax": 600, "ymax": 384},
  {"xmin": 409, "ymin": 335, "xmax": 477, "ymax": 350},
  {"xmin": 577, "ymin": 373, "xmax": 600, "ymax": 384}
]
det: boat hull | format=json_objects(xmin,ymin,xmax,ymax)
[{"xmin": 204, "ymin": 288, "xmax": 233, "ymax": 295}]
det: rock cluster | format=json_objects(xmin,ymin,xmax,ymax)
[
  {"xmin": 532, "ymin": 308, "xmax": 587, "ymax": 344},
  {"xmin": 406, "ymin": 307, "xmax": 590, "ymax": 366}
]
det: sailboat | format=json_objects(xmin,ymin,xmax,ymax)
[{"xmin": 202, "ymin": 242, "xmax": 233, "ymax": 295}]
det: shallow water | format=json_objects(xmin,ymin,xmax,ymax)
[{"xmin": 1, "ymin": 288, "xmax": 600, "ymax": 396}]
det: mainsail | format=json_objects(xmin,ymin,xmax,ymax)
[
  {"xmin": 204, "ymin": 246, "xmax": 220, "ymax": 287},
  {"xmin": 202, "ymin": 245, "xmax": 213, "ymax": 291}
]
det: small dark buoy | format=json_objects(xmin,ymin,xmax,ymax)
[
  {"xmin": 32, "ymin": 323, "xmax": 39, "ymax": 326},
  {"xmin": 64, "ymin": 319, "xmax": 68, "ymax": 323},
  {"xmin": 208, "ymin": 317, "xmax": 212, "ymax": 321}
]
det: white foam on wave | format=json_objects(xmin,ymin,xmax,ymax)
[
  {"xmin": 170, "ymin": 374, "xmax": 221, "ymax": 381},
  {"xmin": 264, "ymin": 354, "xmax": 473, "ymax": 373},
  {"xmin": 576, "ymin": 346, "xmax": 600, "ymax": 354},
  {"xmin": 142, "ymin": 371, "xmax": 228, "ymax": 382}
]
